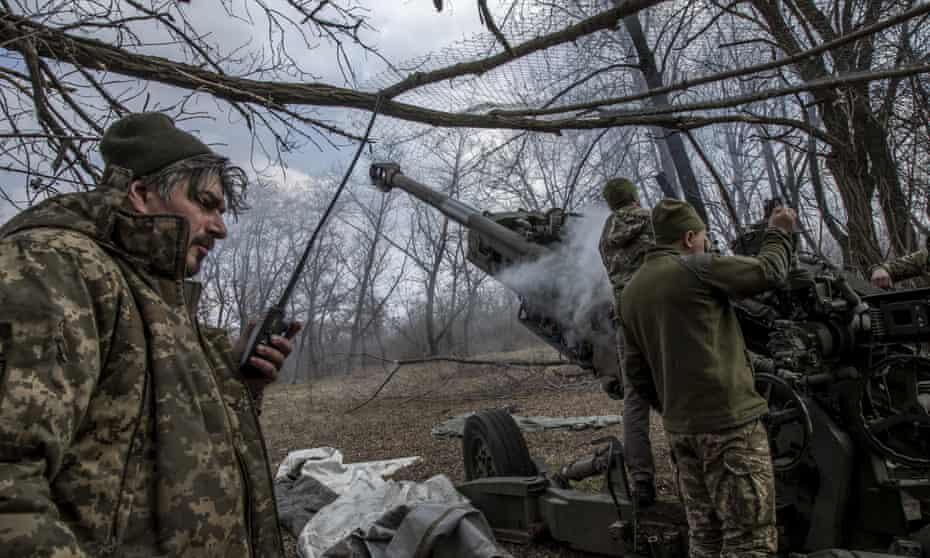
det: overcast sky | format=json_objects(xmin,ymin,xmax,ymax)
[
  {"xmin": 0, "ymin": 1, "xmax": 509, "ymax": 220},
  {"xmin": 181, "ymin": 1, "xmax": 506, "ymax": 183}
]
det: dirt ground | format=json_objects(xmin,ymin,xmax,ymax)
[{"xmin": 260, "ymin": 347, "xmax": 677, "ymax": 558}]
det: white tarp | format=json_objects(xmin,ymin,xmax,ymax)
[
  {"xmin": 276, "ymin": 448, "xmax": 504, "ymax": 558},
  {"xmin": 298, "ymin": 474, "xmax": 471, "ymax": 558},
  {"xmin": 276, "ymin": 447, "xmax": 421, "ymax": 493}
]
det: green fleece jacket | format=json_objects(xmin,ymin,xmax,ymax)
[
  {"xmin": 619, "ymin": 229, "xmax": 793, "ymax": 434},
  {"xmin": 0, "ymin": 187, "xmax": 283, "ymax": 557}
]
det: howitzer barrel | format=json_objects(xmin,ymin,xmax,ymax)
[
  {"xmin": 370, "ymin": 162, "xmax": 547, "ymax": 262},
  {"xmin": 370, "ymin": 162, "xmax": 621, "ymax": 385}
]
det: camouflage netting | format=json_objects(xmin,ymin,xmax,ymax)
[
  {"xmin": 363, "ymin": 2, "xmax": 616, "ymax": 114},
  {"xmin": 354, "ymin": 1, "xmax": 647, "ymax": 160}
]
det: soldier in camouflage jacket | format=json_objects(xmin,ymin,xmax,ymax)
[
  {"xmin": 0, "ymin": 113, "xmax": 297, "ymax": 557},
  {"xmin": 870, "ymin": 239, "xmax": 930, "ymax": 289},
  {"xmin": 599, "ymin": 178, "xmax": 655, "ymax": 300},
  {"xmin": 598, "ymin": 177, "xmax": 657, "ymax": 507}
]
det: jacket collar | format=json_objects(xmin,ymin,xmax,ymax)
[
  {"xmin": 1, "ymin": 186, "xmax": 191, "ymax": 279},
  {"xmin": 111, "ymin": 206, "xmax": 190, "ymax": 278},
  {"xmin": 184, "ymin": 280, "xmax": 203, "ymax": 312},
  {"xmin": 644, "ymin": 243, "xmax": 685, "ymax": 261}
]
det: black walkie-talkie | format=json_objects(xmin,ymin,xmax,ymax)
[
  {"xmin": 237, "ymin": 95, "xmax": 382, "ymax": 377},
  {"xmin": 238, "ymin": 304, "xmax": 290, "ymax": 373}
]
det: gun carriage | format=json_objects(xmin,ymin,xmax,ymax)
[{"xmin": 370, "ymin": 162, "xmax": 930, "ymax": 557}]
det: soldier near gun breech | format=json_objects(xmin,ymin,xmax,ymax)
[
  {"xmin": 367, "ymin": 164, "xmax": 930, "ymax": 556},
  {"xmin": 598, "ymin": 176, "xmax": 658, "ymax": 509},
  {"xmin": 730, "ymin": 198, "xmax": 786, "ymax": 257},
  {"xmin": 870, "ymin": 236, "xmax": 930, "ymax": 289},
  {"xmin": 620, "ymin": 198, "xmax": 797, "ymax": 557},
  {"xmin": 0, "ymin": 113, "xmax": 299, "ymax": 557}
]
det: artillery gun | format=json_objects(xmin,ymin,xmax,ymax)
[
  {"xmin": 733, "ymin": 254, "xmax": 930, "ymax": 554},
  {"xmin": 371, "ymin": 163, "xmax": 930, "ymax": 555},
  {"xmin": 455, "ymin": 256, "xmax": 930, "ymax": 555},
  {"xmin": 369, "ymin": 162, "xmax": 621, "ymax": 390}
]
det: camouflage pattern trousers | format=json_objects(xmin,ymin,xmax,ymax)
[{"xmin": 667, "ymin": 419, "xmax": 777, "ymax": 558}]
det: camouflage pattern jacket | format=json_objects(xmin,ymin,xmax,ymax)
[
  {"xmin": 874, "ymin": 246, "xmax": 930, "ymax": 283},
  {"xmin": 620, "ymin": 229, "xmax": 793, "ymax": 434},
  {"xmin": 0, "ymin": 187, "xmax": 283, "ymax": 557},
  {"xmin": 598, "ymin": 205, "xmax": 654, "ymax": 305}
]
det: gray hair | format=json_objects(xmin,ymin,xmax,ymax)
[{"xmin": 138, "ymin": 154, "xmax": 249, "ymax": 218}]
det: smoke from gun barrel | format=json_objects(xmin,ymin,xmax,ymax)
[{"xmin": 370, "ymin": 162, "xmax": 620, "ymax": 382}]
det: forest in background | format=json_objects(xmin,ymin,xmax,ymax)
[{"xmin": 0, "ymin": 0, "xmax": 927, "ymax": 379}]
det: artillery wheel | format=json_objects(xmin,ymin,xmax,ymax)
[
  {"xmin": 854, "ymin": 356, "xmax": 930, "ymax": 468},
  {"xmin": 756, "ymin": 373, "xmax": 813, "ymax": 473},
  {"xmin": 463, "ymin": 409, "xmax": 537, "ymax": 481}
]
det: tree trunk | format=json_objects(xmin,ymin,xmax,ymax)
[
  {"xmin": 653, "ymin": 170, "xmax": 679, "ymax": 199},
  {"xmin": 722, "ymin": 126, "xmax": 751, "ymax": 221},
  {"xmin": 621, "ymin": 12, "xmax": 708, "ymax": 222},
  {"xmin": 628, "ymin": 69, "xmax": 682, "ymax": 200},
  {"xmin": 346, "ymin": 196, "xmax": 388, "ymax": 371},
  {"xmin": 424, "ymin": 216, "xmax": 449, "ymax": 356},
  {"xmin": 749, "ymin": 0, "xmax": 911, "ymax": 269}
]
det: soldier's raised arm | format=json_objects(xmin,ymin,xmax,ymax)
[
  {"xmin": 0, "ymin": 231, "xmax": 119, "ymax": 557},
  {"xmin": 683, "ymin": 208, "xmax": 795, "ymax": 300}
]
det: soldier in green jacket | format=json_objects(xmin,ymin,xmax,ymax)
[
  {"xmin": 620, "ymin": 199, "xmax": 796, "ymax": 558},
  {"xmin": 0, "ymin": 113, "xmax": 299, "ymax": 557},
  {"xmin": 597, "ymin": 177, "xmax": 657, "ymax": 507},
  {"xmin": 870, "ymin": 242, "xmax": 930, "ymax": 288}
]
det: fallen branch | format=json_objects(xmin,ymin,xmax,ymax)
[
  {"xmin": 344, "ymin": 353, "xmax": 572, "ymax": 414},
  {"xmin": 555, "ymin": 368, "xmax": 595, "ymax": 378},
  {"xmin": 544, "ymin": 377, "xmax": 600, "ymax": 392}
]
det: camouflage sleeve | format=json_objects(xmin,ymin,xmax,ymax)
[
  {"xmin": 693, "ymin": 228, "xmax": 793, "ymax": 300},
  {"xmin": 621, "ymin": 321, "xmax": 661, "ymax": 411},
  {"xmin": 600, "ymin": 207, "xmax": 652, "ymax": 254},
  {"xmin": 877, "ymin": 249, "xmax": 930, "ymax": 283},
  {"xmin": 203, "ymin": 326, "xmax": 264, "ymax": 412},
  {"xmin": 0, "ymin": 231, "xmax": 117, "ymax": 557}
]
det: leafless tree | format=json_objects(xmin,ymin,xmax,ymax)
[
  {"xmin": 4, "ymin": 0, "xmax": 930, "ymax": 382},
  {"xmin": 339, "ymin": 185, "xmax": 406, "ymax": 371}
]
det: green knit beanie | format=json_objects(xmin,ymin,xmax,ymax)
[
  {"xmin": 652, "ymin": 198, "xmax": 706, "ymax": 244},
  {"xmin": 100, "ymin": 112, "xmax": 213, "ymax": 179},
  {"xmin": 602, "ymin": 177, "xmax": 638, "ymax": 209}
]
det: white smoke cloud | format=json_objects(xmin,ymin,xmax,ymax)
[{"xmin": 496, "ymin": 204, "xmax": 614, "ymax": 345}]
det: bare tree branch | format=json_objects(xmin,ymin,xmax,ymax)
[
  {"xmin": 478, "ymin": 0, "xmax": 512, "ymax": 53},
  {"xmin": 379, "ymin": 0, "xmax": 667, "ymax": 99},
  {"xmin": 493, "ymin": 2, "xmax": 930, "ymax": 118},
  {"xmin": 0, "ymin": 12, "xmax": 881, "ymax": 140}
]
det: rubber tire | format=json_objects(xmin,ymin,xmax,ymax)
[{"xmin": 462, "ymin": 409, "xmax": 537, "ymax": 481}]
